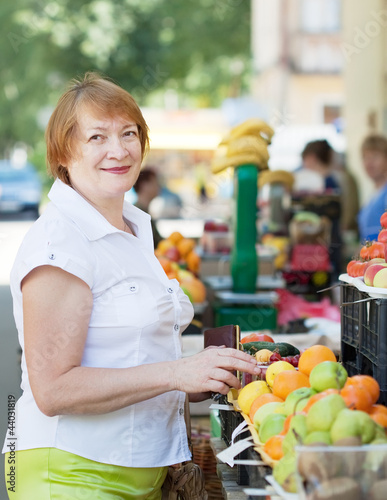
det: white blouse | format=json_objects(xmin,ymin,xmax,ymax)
[{"xmin": 2, "ymin": 179, "xmax": 194, "ymax": 467}]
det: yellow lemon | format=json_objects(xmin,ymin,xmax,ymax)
[
  {"xmin": 266, "ymin": 361, "xmax": 295, "ymax": 388},
  {"xmin": 237, "ymin": 380, "xmax": 271, "ymax": 414}
]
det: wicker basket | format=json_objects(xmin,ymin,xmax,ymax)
[{"xmin": 192, "ymin": 427, "xmax": 223, "ymax": 499}]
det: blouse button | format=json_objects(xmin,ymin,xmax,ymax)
[
  {"xmin": 174, "ymin": 324, "xmax": 179, "ymax": 331},
  {"xmin": 129, "ymin": 285, "xmax": 137, "ymax": 292},
  {"xmin": 48, "ymin": 253, "xmax": 55, "ymax": 260},
  {"xmin": 179, "ymin": 408, "xmax": 184, "ymax": 416},
  {"xmin": 167, "ymin": 287, "xmax": 174, "ymax": 294}
]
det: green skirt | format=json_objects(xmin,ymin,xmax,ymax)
[{"xmin": 4, "ymin": 448, "xmax": 168, "ymax": 500}]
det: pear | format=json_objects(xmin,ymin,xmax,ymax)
[
  {"xmin": 304, "ymin": 431, "xmax": 332, "ymax": 446},
  {"xmin": 307, "ymin": 394, "xmax": 346, "ymax": 433},
  {"xmin": 273, "ymin": 454, "xmax": 298, "ymax": 493}
]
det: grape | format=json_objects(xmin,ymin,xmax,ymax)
[{"xmin": 269, "ymin": 352, "xmax": 282, "ymax": 363}]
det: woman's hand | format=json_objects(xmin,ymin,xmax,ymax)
[{"xmin": 172, "ymin": 347, "xmax": 260, "ymax": 396}]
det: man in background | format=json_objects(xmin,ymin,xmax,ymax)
[
  {"xmin": 134, "ymin": 167, "xmax": 162, "ymax": 248},
  {"xmin": 358, "ymin": 134, "xmax": 387, "ymax": 241}
]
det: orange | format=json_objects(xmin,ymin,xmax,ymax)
[
  {"xmin": 177, "ymin": 238, "xmax": 196, "ymax": 258},
  {"xmin": 341, "ymin": 380, "xmax": 373, "ymax": 413},
  {"xmin": 298, "ymin": 345, "xmax": 337, "ymax": 376},
  {"xmin": 370, "ymin": 412, "xmax": 387, "ymax": 429},
  {"xmin": 350, "ymin": 375, "xmax": 380, "ymax": 404},
  {"xmin": 249, "ymin": 394, "xmax": 284, "ymax": 422},
  {"xmin": 263, "ymin": 435, "xmax": 284, "ymax": 461},
  {"xmin": 186, "ymin": 251, "xmax": 201, "ymax": 274},
  {"xmin": 302, "ymin": 389, "xmax": 339, "ymax": 414},
  {"xmin": 370, "ymin": 404, "xmax": 387, "ymax": 416},
  {"xmin": 272, "ymin": 370, "xmax": 310, "ymax": 400},
  {"xmin": 168, "ymin": 231, "xmax": 184, "ymax": 245},
  {"xmin": 157, "ymin": 256, "xmax": 172, "ymax": 274}
]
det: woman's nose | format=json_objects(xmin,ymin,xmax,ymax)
[{"xmin": 106, "ymin": 137, "xmax": 128, "ymax": 160}]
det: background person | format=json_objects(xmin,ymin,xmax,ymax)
[
  {"xmin": 357, "ymin": 134, "xmax": 387, "ymax": 241},
  {"xmin": 133, "ymin": 166, "xmax": 163, "ymax": 248},
  {"xmin": 2, "ymin": 73, "xmax": 259, "ymax": 500}
]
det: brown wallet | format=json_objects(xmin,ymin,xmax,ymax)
[{"xmin": 203, "ymin": 324, "xmax": 240, "ymax": 350}]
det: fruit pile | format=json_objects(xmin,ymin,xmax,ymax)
[
  {"xmin": 346, "ymin": 211, "xmax": 387, "ymax": 287},
  {"xmin": 241, "ymin": 333, "xmax": 300, "ymax": 382},
  {"xmin": 235, "ymin": 345, "xmax": 387, "ymax": 495},
  {"xmin": 155, "ymin": 231, "xmax": 206, "ymax": 304}
]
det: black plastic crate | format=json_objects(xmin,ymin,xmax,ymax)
[
  {"xmin": 340, "ymin": 283, "xmax": 387, "ymax": 405},
  {"xmin": 236, "ymin": 446, "xmax": 271, "ymax": 487}
]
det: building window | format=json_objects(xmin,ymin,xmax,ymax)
[{"xmin": 301, "ymin": 0, "xmax": 341, "ymax": 33}]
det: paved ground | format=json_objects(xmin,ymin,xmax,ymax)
[{"xmin": 0, "ymin": 220, "xmax": 33, "ymax": 500}]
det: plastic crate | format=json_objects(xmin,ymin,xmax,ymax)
[{"xmin": 340, "ymin": 283, "xmax": 387, "ymax": 404}]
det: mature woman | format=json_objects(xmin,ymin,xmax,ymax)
[{"xmin": 2, "ymin": 73, "xmax": 259, "ymax": 499}]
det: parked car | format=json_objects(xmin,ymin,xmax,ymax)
[{"xmin": 0, "ymin": 160, "xmax": 42, "ymax": 218}]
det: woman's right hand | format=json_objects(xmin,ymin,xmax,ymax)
[{"xmin": 172, "ymin": 347, "xmax": 260, "ymax": 395}]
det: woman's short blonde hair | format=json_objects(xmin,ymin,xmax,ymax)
[{"xmin": 45, "ymin": 72, "xmax": 149, "ymax": 184}]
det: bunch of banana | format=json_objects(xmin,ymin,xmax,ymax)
[
  {"xmin": 258, "ymin": 170, "xmax": 295, "ymax": 189},
  {"xmin": 212, "ymin": 118, "xmax": 274, "ymax": 174}
]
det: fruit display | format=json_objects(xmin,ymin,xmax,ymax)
[
  {"xmin": 345, "ymin": 210, "xmax": 387, "ymax": 288},
  {"xmin": 155, "ymin": 231, "xmax": 206, "ymax": 303},
  {"xmin": 229, "ymin": 344, "xmax": 387, "ymax": 496}
]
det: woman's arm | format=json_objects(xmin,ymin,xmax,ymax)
[{"xmin": 23, "ymin": 266, "xmax": 259, "ymax": 417}]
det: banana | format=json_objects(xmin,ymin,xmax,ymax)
[{"xmin": 258, "ymin": 170, "xmax": 295, "ymax": 189}]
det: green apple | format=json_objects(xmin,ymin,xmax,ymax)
[
  {"xmin": 304, "ymin": 431, "xmax": 332, "ymax": 445},
  {"xmin": 273, "ymin": 454, "xmax": 298, "ymax": 493},
  {"xmin": 253, "ymin": 402, "xmax": 284, "ymax": 429},
  {"xmin": 284, "ymin": 387, "xmax": 317, "ymax": 416},
  {"xmin": 309, "ymin": 361, "xmax": 348, "ymax": 392},
  {"xmin": 259, "ymin": 413, "xmax": 286, "ymax": 443},
  {"xmin": 306, "ymin": 394, "xmax": 346, "ymax": 433},
  {"xmin": 273, "ymin": 402, "xmax": 287, "ymax": 415}
]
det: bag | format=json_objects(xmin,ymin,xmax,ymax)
[{"xmin": 161, "ymin": 397, "xmax": 208, "ymax": 500}]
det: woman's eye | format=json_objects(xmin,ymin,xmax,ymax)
[
  {"xmin": 124, "ymin": 130, "xmax": 137, "ymax": 137},
  {"xmin": 90, "ymin": 134, "xmax": 102, "ymax": 141}
]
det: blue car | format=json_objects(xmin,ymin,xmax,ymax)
[{"xmin": 0, "ymin": 160, "xmax": 42, "ymax": 217}]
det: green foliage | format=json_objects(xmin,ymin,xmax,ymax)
[{"xmin": 0, "ymin": 0, "xmax": 251, "ymax": 172}]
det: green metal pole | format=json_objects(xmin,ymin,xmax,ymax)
[{"xmin": 231, "ymin": 164, "xmax": 259, "ymax": 293}]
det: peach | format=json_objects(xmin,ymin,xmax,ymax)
[
  {"xmin": 373, "ymin": 267, "xmax": 387, "ymax": 288},
  {"xmin": 364, "ymin": 263, "xmax": 387, "ymax": 286},
  {"xmin": 363, "ymin": 258, "xmax": 385, "ymax": 272}
]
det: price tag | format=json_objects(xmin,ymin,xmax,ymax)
[
  {"xmin": 231, "ymin": 419, "xmax": 249, "ymax": 443},
  {"xmin": 209, "ymin": 404, "xmax": 234, "ymax": 411},
  {"xmin": 216, "ymin": 436, "xmax": 254, "ymax": 467}
]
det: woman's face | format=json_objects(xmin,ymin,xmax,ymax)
[
  {"xmin": 66, "ymin": 106, "xmax": 142, "ymax": 203},
  {"xmin": 363, "ymin": 149, "xmax": 387, "ymax": 184}
]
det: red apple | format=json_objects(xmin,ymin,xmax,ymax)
[
  {"xmin": 364, "ymin": 263, "xmax": 387, "ymax": 286},
  {"xmin": 216, "ymin": 223, "xmax": 229, "ymax": 232},
  {"xmin": 164, "ymin": 247, "xmax": 180, "ymax": 262},
  {"xmin": 373, "ymin": 267, "xmax": 387, "ymax": 288},
  {"xmin": 204, "ymin": 220, "xmax": 217, "ymax": 232},
  {"xmin": 364, "ymin": 258, "xmax": 385, "ymax": 272}
]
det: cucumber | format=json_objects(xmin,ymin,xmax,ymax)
[{"xmin": 241, "ymin": 341, "xmax": 300, "ymax": 357}]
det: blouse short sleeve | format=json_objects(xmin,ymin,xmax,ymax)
[{"xmin": 11, "ymin": 212, "xmax": 95, "ymax": 291}]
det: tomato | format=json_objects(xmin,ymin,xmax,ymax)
[
  {"xmin": 347, "ymin": 259, "xmax": 367, "ymax": 277},
  {"xmin": 368, "ymin": 241, "xmax": 385, "ymax": 260},
  {"xmin": 378, "ymin": 228, "xmax": 387, "ymax": 243},
  {"xmin": 240, "ymin": 332, "xmax": 274, "ymax": 344},
  {"xmin": 380, "ymin": 211, "xmax": 387, "ymax": 229},
  {"xmin": 360, "ymin": 243, "xmax": 371, "ymax": 260}
]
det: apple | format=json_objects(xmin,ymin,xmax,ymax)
[
  {"xmin": 284, "ymin": 387, "xmax": 317, "ymax": 416},
  {"xmin": 204, "ymin": 220, "xmax": 217, "ymax": 232},
  {"xmin": 309, "ymin": 361, "xmax": 348, "ymax": 392},
  {"xmin": 373, "ymin": 267, "xmax": 387, "ymax": 288},
  {"xmin": 304, "ymin": 430, "xmax": 332, "ymax": 445},
  {"xmin": 306, "ymin": 394, "xmax": 346, "ymax": 433},
  {"xmin": 259, "ymin": 413, "xmax": 286, "ymax": 443},
  {"xmin": 164, "ymin": 247, "xmax": 180, "ymax": 262},
  {"xmin": 364, "ymin": 263, "xmax": 387, "ymax": 286},
  {"xmin": 216, "ymin": 222, "xmax": 229, "ymax": 232},
  {"xmin": 364, "ymin": 258, "xmax": 386, "ymax": 271},
  {"xmin": 253, "ymin": 401, "xmax": 284, "ymax": 428}
]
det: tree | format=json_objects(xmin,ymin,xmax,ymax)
[{"xmin": 0, "ymin": 0, "xmax": 251, "ymax": 165}]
